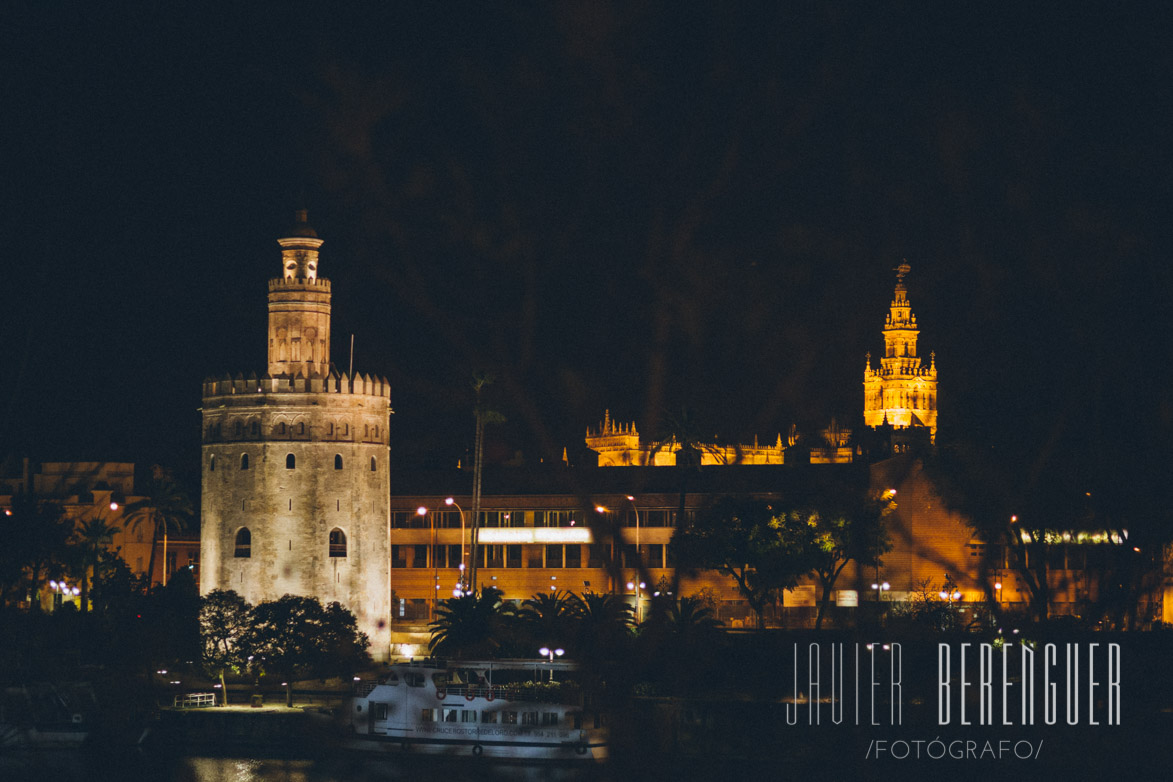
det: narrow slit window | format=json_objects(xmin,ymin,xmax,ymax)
[
  {"xmin": 240, "ymin": 453, "xmax": 249, "ymax": 470},
  {"xmin": 335, "ymin": 454, "xmax": 343, "ymax": 470},
  {"xmin": 286, "ymin": 453, "xmax": 296, "ymax": 469}
]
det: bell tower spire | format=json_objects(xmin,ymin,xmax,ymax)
[
  {"xmin": 863, "ymin": 262, "xmax": 938, "ymax": 441},
  {"xmin": 267, "ymin": 210, "xmax": 332, "ymax": 377}
]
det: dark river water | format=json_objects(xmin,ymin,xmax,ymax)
[{"xmin": 0, "ymin": 752, "xmax": 605, "ymax": 782}]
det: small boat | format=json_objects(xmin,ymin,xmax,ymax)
[
  {"xmin": 0, "ymin": 684, "xmax": 92, "ymax": 750},
  {"xmin": 345, "ymin": 659, "xmax": 607, "ymax": 760}
]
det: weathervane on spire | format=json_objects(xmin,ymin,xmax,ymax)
[{"xmin": 894, "ymin": 260, "xmax": 911, "ymax": 282}]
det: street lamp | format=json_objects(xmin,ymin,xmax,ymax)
[
  {"xmin": 538, "ymin": 646, "xmax": 564, "ymax": 681},
  {"xmin": 626, "ymin": 581, "xmax": 647, "ymax": 623},
  {"xmin": 418, "ymin": 506, "xmax": 436, "ymax": 619},
  {"xmin": 445, "ymin": 497, "xmax": 467, "ymax": 594}
]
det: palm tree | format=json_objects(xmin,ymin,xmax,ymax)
[
  {"xmin": 124, "ymin": 469, "xmax": 193, "ymax": 589},
  {"xmin": 429, "ymin": 586, "xmax": 510, "ymax": 659},
  {"xmin": 518, "ymin": 590, "xmax": 577, "ymax": 651},
  {"xmin": 570, "ymin": 592, "xmax": 634, "ymax": 659},
  {"xmin": 72, "ymin": 515, "xmax": 120, "ymax": 613}
]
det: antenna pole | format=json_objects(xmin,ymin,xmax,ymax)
[{"xmin": 349, "ymin": 334, "xmax": 354, "ymax": 378}]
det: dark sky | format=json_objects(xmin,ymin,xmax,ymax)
[{"xmin": 3, "ymin": 3, "xmax": 1170, "ymax": 501}]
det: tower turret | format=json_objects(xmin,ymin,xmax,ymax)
[
  {"xmin": 863, "ymin": 262, "xmax": 938, "ymax": 442},
  {"xmin": 268, "ymin": 209, "xmax": 331, "ymax": 377}
]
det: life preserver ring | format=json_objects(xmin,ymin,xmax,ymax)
[
  {"xmin": 472, "ymin": 743, "xmax": 484, "ymax": 756},
  {"xmin": 465, "ymin": 689, "xmax": 476, "ymax": 701},
  {"xmin": 575, "ymin": 742, "xmax": 588, "ymax": 755},
  {"xmin": 435, "ymin": 688, "xmax": 446, "ymax": 700},
  {"xmin": 485, "ymin": 687, "xmax": 495, "ymax": 702}
]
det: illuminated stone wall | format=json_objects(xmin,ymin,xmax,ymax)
[
  {"xmin": 200, "ymin": 215, "xmax": 391, "ymax": 656},
  {"xmin": 863, "ymin": 265, "xmax": 938, "ymax": 442}
]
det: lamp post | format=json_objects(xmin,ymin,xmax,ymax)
[
  {"xmin": 446, "ymin": 497, "xmax": 467, "ymax": 594},
  {"xmin": 538, "ymin": 646, "xmax": 564, "ymax": 681},
  {"xmin": 626, "ymin": 581, "xmax": 647, "ymax": 623},
  {"xmin": 418, "ymin": 506, "xmax": 436, "ymax": 619}
]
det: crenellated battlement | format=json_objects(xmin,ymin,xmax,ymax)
[
  {"xmin": 202, "ymin": 369, "xmax": 391, "ymax": 400},
  {"xmin": 268, "ymin": 276, "xmax": 332, "ymax": 292}
]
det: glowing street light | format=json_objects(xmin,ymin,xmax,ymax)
[{"xmin": 538, "ymin": 646, "xmax": 565, "ymax": 681}]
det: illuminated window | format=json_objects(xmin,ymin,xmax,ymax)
[
  {"xmin": 421, "ymin": 709, "xmax": 435, "ymax": 723},
  {"xmin": 335, "ymin": 454, "xmax": 343, "ymax": 470},
  {"xmin": 240, "ymin": 453, "xmax": 249, "ymax": 470},
  {"xmin": 234, "ymin": 528, "xmax": 251, "ymax": 558},
  {"xmin": 522, "ymin": 712, "xmax": 539, "ymax": 726},
  {"xmin": 286, "ymin": 454, "xmax": 295, "ymax": 469},
  {"xmin": 209, "ymin": 454, "xmax": 216, "ymax": 472},
  {"xmin": 329, "ymin": 528, "xmax": 347, "ymax": 558}
]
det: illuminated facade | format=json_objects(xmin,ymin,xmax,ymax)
[
  {"xmin": 199, "ymin": 212, "xmax": 392, "ymax": 655},
  {"xmin": 863, "ymin": 263, "xmax": 938, "ymax": 442},
  {"xmin": 0, "ymin": 460, "xmax": 197, "ymax": 607}
]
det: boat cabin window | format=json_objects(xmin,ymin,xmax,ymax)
[
  {"xmin": 501, "ymin": 711, "xmax": 518, "ymax": 724},
  {"xmin": 522, "ymin": 712, "xmax": 539, "ymax": 726},
  {"xmin": 403, "ymin": 672, "xmax": 426, "ymax": 688},
  {"xmin": 541, "ymin": 712, "xmax": 559, "ymax": 726},
  {"xmin": 379, "ymin": 672, "xmax": 400, "ymax": 686},
  {"xmin": 373, "ymin": 703, "xmax": 389, "ymax": 720},
  {"xmin": 568, "ymin": 711, "xmax": 583, "ymax": 729},
  {"xmin": 442, "ymin": 708, "xmax": 459, "ymax": 722},
  {"xmin": 432, "ymin": 672, "xmax": 448, "ymax": 688},
  {"xmin": 421, "ymin": 709, "xmax": 435, "ymax": 723},
  {"xmin": 461, "ymin": 710, "xmax": 477, "ymax": 723},
  {"xmin": 481, "ymin": 711, "xmax": 497, "ymax": 724}
]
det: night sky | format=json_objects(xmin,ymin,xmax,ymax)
[{"xmin": 4, "ymin": 3, "xmax": 1170, "ymax": 506}]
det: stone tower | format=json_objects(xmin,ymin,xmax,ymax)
[
  {"xmin": 200, "ymin": 211, "xmax": 392, "ymax": 656},
  {"xmin": 863, "ymin": 263, "xmax": 938, "ymax": 441}
]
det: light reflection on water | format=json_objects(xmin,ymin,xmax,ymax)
[{"xmin": 0, "ymin": 753, "xmax": 599, "ymax": 782}]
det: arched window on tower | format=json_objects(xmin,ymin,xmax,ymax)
[
  {"xmin": 240, "ymin": 453, "xmax": 249, "ymax": 470},
  {"xmin": 234, "ymin": 420, "xmax": 243, "ymax": 437},
  {"xmin": 329, "ymin": 528, "xmax": 347, "ymax": 558},
  {"xmin": 209, "ymin": 454, "xmax": 216, "ymax": 472},
  {"xmin": 234, "ymin": 528, "xmax": 251, "ymax": 558},
  {"xmin": 370, "ymin": 456, "xmax": 377, "ymax": 472},
  {"xmin": 334, "ymin": 454, "xmax": 343, "ymax": 470},
  {"xmin": 286, "ymin": 453, "xmax": 296, "ymax": 469}
]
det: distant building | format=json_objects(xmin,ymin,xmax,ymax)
[
  {"xmin": 199, "ymin": 212, "xmax": 392, "ymax": 655},
  {"xmin": 0, "ymin": 459, "xmax": 196, "ymax": 608},
  {"xmin": 863, "ymin": 262, "xmax": 938, "ymax": 442}
]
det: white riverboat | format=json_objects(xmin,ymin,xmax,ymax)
[{"xmin": 345, "ymin": 659, "xmax": 607, "ymax": 760}]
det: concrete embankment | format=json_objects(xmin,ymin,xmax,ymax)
[{"xmin": 151, "ymin": 705, "xmax": 340, "ymax": 750}]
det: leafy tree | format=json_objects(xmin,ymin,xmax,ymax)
[
  {"xmin": 124, "ymin": 468, "xmax": 194, "ymax": 589},
  {"xmin": 200, "ymin": 589, "xmax": 252, "ymax": 705},
  {"xmin": 806, "ymin": 489, "xmax": 895, "ymax": 629},
  {"xmin": 242, "ymin": 595, "xmax": 370, "ymax": 706},
  {"xmin": 674, "ymin": 496, "xmax": 816, "ymax": 628},
  {"xmin": 428, "ymin": 586, "xmax": 512, "ymax": 659},
  {"xmin": 1, "ymin": 496, "xmax": 73, "ymax": 611}
]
